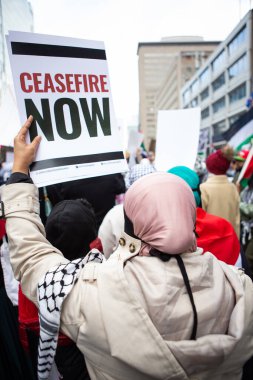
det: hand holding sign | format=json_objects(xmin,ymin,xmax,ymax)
[{"xmin": 13, "ymin": 116, "xmax": 41, "ymax": 175}]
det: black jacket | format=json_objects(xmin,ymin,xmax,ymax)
[{"xmin": 46, "ymin": 173, "xmax": 126, "ymax": 227}]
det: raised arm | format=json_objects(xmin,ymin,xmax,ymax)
[{"xmin": 0, "ymin": 117, "xmax": 68, "ymax": 304}]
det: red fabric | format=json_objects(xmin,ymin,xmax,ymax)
[
  {"xmin": 234, "ymin": 149, "xmax": 249, "ymax": 161},
  {"xmin": 89, "ymin": 236, "xmax": 103, "ymax": 252},
  {"xmin": 0, "ymin": 219, "xmax": 6, "ymax": 240},
  {"xmin": 196, "ymin": 208, "xmax": 240, "ymax": 265},
  {"xmin": 18, "ymin": 286, "xmax": 73, "ymax": 351},
  {"xmin": 206, "ymin": 149, "xmax": 230, "ymax": 175},
  {"xmin": 243, "ymin": 156, "xmax": 253, "ymax": 179}
]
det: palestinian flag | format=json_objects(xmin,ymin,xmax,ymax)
[
  {"xmin": 236, "ymin": 145, "xmax": 253, "ymax": 185},
  {"xmin": 221, "ymin": 108, "xmax": 253, "ymax": 185},
  {"xmin": 225, "ymin": 108, "xmax": 253, "ymax": 151}
]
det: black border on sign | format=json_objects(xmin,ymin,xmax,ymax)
[
  {"xmin": 30, "ymin": 151, "xmax": 124, "ymax": 171},
  {"xmin": 11, "ymin": 42, "xmax": 106, "ymax": 60}
]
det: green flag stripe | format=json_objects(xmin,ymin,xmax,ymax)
[{"xmin": 235, "ymin": 134, "xmax": 253, "ymax": 151}]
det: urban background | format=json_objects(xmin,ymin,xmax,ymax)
[{"xmin": 0, "ymin": 0, "xmax": 253, "ymax": 159}]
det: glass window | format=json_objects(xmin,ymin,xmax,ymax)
[
  {"xmin": 191, "ymin": 79, "xmax": 199, "ymax": 93},
  {"xmin": 212, "ymin": 50, "xmax": 225, "ymax": 73},
  {"xmin": 191, "ymin": 97, "xmax": 198, "ymax": 107},
  {"xmin": 228, "ymin": 26, "xmax": 247, "ymax": 56},
  {"xmin": 201, "ymin": 107, "xmax": 209, "ymax": 119},
  {"xmin": 213, "ymin": 120, "xmax": 227, "ymax": 135},
  {"xmin": 200, "ymin": 67, "xmax": 210, "ymax": 85},
  {"xmin": 212, "ymin": 97, "xmax": 225, "ymax": 113},
  {"xmin": 200, "ymin": 87, "xmax": 209, "ymax": 101},
  {"xmin": 228, "ymin": 54, "xmax": 247, "ymax": 79},
  {"xmin": 229, "ymin": 83, "xmax": 246, "ymax": 103},
  {"xmin": 229, "ymin": 114, "xmax": 240, "ymax": 126},
  {"xmin": 183, "ymin": 88, "xmax": 190, "ymax": 104},
  {"xmin": 229, "ymin": 112, "xmax": 246, "ymax": 126},
  {"xmin": 212, "ymin": 73, "xmax": 225, "ymax": 91}
]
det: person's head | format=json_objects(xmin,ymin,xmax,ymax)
[
  {"xmin": 126, "ymin": 161, "xmax": 156, "ymax": 189},
  {"xmin": 45, "ymin": 198, "xmax": 97, "ymax": 260},
  {"xmin": 124, "ymin": 172, "xmax": 196, "ymax": 255},
  {"xmin": 167, "ymin": 166, "xmax": 201, "ymax": 207},
  {"xmin": 206, "ymin": 145, "xmax": 234, "ymax": 175}
]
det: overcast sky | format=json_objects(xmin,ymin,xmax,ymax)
[{"xmin": 29, "ymin": 0, "xmax": 252, "ymax": 125}]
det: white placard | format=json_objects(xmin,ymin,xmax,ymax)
[
  {"xmin": 127, "ymin": 130, "xmax": 143, "ymax": 152},
  {"xmin": 127, "ymin": 130, "xmax": 144, "ymax": 168},
  {"xmin": 155, "ymin": 108, "xmax": 201, "ymax": 171},
  {"xmin": 7, "ymin": 31, "xmax": 128, "ymax": 187}
]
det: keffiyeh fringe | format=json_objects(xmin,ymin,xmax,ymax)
[{"xmin": 37, "ymin": 250, "xmax": 104, "ymax": 380}]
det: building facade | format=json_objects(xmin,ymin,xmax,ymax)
[
  {"xmin": 181, "ymin": 10, "xmax": 253, "ymax": 147},
  {"xmin": 137, "ymin": 37, "xmax": 220, "ymax": 148}
]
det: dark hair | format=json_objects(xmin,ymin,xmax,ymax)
[{"xmin": 45, "ymin": 198, "xmax": 97, "ymax": 260}]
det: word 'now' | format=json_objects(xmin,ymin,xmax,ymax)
[{"xmin": 25, "ymin": 97, "xmax": 111, "ymax": 141}]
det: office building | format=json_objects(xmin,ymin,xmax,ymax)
[
  {"xmin": 181, "ymin": 10, "xmax": 253, "ymax": 147},
  {"xmin": 137, "ymin": 37, "xmax": 220, "ymax": 148}
]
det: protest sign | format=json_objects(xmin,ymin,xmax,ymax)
[
  {"xmin": 7, "ymin": 31, "xmax": 128, "ymax": 186},
  {"xmin": 155, "ymin": 108, "xmax": 201, "ymax": 171},
  {"xmin": 127, "ymin": 130, "xmax": 144, "ymax": 168}
]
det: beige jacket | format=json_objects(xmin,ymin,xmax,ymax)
[
  {"xmin": 1, "ymin": 183, "xmax": 253, "ymax": 380},
  {"xmin": 200, "ymin": 175, "xmax": 240, "ymax": 238}
]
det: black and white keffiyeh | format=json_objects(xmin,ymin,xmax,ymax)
[
  {"xmin": 37, "ymin": 249, "xmax": 104, "ymax": 380},
  {"xmin": 125, "ymin": 162, "xmax": 156, "ymax": 189}
]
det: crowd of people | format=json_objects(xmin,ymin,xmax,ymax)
[{"xmin": 0, "ymin": 116, "xmax": 253, "ymax": 380}]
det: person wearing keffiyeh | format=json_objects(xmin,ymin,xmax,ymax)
[
  {"xmin": 1, "ymin": 117, "xmax": 253, "ymax": 380},
  {"xmin": 124, "ymin": 159, "xmax": 156, "ymax": 189},
  {"xmin": 18, "ymin": 197, "xmax": 99, "ymax": 380}
]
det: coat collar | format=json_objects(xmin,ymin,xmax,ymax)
[
  {"xmin": 205, "ymin": 174, "xmax": 229, "ymax": 183},
  {"xmin": 110, "ymin": 232, "xmax": 142, "ymax": 263}
]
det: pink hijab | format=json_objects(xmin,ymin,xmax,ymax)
[{"xmin": 124, "ymin": 172, "xmax": 197, "ymax": 255}]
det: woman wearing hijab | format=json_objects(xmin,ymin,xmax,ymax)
[
  {"xmin": 1, "ymin": 117, "xmax": 253, "ymax": 380},
  {"xmin": 99, "ymin": 161, "xmax": 156, "ymax": 258}
]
